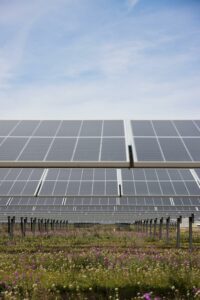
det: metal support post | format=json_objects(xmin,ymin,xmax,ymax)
[
  {"xmin": 176, "ymin": 216, "xmax": 182, "ymax": 248},
  {"xmin": 30, "ymin": 218, "xmax": 33, "ymax": 233},
  {"xmin": 189, "ymin": 214, "xmax": 194, "ymax": 250},
  {"xmin": 20, "ymin": 217, "xmax": 24, "ymax": 237},
  {"xmin": 23, "ymin": 217, "xmax": 27, "ymax": 237},
  {"xmin": 146, "ymin": 220, "xmax": 148, "ymax": 236},
  {"xmin": 159, "ymin": 217, "xmax": 163, "ymax": 240},
  {"xmin": 153, "ymin": 218, "xmax": 157, "ymax": 238},
  {"xmin": 11, "ymin": 216, "xmax": 15, "ymax": 238},
  {"xmin": 166, "ymin": 217, "xmax": 170, "ymax": 244},
  {"xmin": 8, "ymin": 216, "xmax": 11, "ymax": 238},
  {"xmin": 150, "ymin": 219, "xmax": 152, "ymax": 237}
]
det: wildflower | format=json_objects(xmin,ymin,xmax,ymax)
[{"xmin": 143, "ymin": 293, "xmax": 151, "ymax": 300}]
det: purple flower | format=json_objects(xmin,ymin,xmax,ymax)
[{"xmin": 143, "ymin": 293, "xmax": 151, "ymax": 300}]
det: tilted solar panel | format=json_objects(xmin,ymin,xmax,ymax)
[
  {"xmin": 0, "ymin": 120, "xmax": 128, "ymax": 168},
  {"xmin": 131, "ymin": 120, "xmax": 200, "ymax": 167},
  {"xmin": 121, "ymin": 168, "xmax": 200, "ymax": 196}
]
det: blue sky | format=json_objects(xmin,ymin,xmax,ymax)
[{"xmin": 0, "ymin": 0, "xmax": 200, "ymax": 119}]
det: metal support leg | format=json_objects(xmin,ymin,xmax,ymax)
[
  {"xmin": 159, "ymin": 217, "xmax": 163, "ymax": 240},
  {"xmin": 166, "ymin": 217, "xmax": 170, "ymax": 244}
]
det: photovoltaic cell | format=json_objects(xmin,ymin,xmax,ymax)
[
  {"xmin": 46, "ymin": 138, "xmax": 76, "ymax": 161},
  {"xmin": 33, "ymin": 121, "xmax": 61, "ymax": 136},
  {"xmin": 10, "ymin": 121, "xmax": 39, "ymax": 136},
  {"xmin": 18, "ymin": 138, "xmax": 52, "ymax": 161},
  {"xmin": 57, "ymin": 121, "xmax": 81, "ymax": 136},
  {"xmin": 101, "ymin": 138, "xmax": 126, "ymax": 161},
  {"xmin": 0, "ymin": 121, "xmax": 19, "ymax": 136},
  {"xmin": 80, "ymin": 121, "xmax": 102, "ymax": 136},
  {"xmin": 134, "ymin": 138, "xmax": 163, "ymax": 161},
  {"xmin": 174, "ymin": 121, "xmax": 200, "ymax": 136},
  {"xmin": 131, "ymin": 121, "xmax": 155, "ymax": 136},
  {"xmin": 73, "ymin": 138, "xmax": 100, "ymax": 161},
  {"xmin": 159, "ymin": 138, "xmax": 191, "ymax": 161},
  {"xmin": 0, "ymin": 138, "xmax": 28, "ymax": 160},
  {"xmin": 183, "ymin": 139, "xmax": 200, "ymax": 161},
  {"xmin": 103, "ymin": 120, "xmax": 124, "ymax": 136},
  {"xmin": 152, "ymin": 121, "xmax": 178, "ymax": 136}
]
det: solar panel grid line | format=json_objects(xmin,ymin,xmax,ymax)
[
  {"xmin": 52, "ymin": 169, "xmax": 64, "ymax": 196},
  {"xmin": 0, "ymin": 121, "xmax": 21, "ymax": 147},
  {"xmin": 166, "ymin": 169, "xmax": 177, "ymax": 195},
  {"xmin": 193, "ymin": 120, "xmax": 200, "ymax": 134},
  {"xmin": 155, "ymin": 169, "xmax": 163, "ymax": 195},
  {"xmin": 195, "ymin": 120, "xmax": 200, "ymax": 131},
  {"xmin": 178, "ymin": 169, "xmax": 191, "ymax": 196},
  {"xmin": 172, "ymin": 121, "xmax": 194, "ymax": 161},
  {"xmin": 151, "ymin": 120, "xmax": 166, "ymax": 162},
  {"xmin": 71, "ymin": 120, "xmax": 84, "ymax": 161},
  {"xmin": 76, "ymin": 169, "xmax": 82, "ymax": 196},
  {"xmin": 190, "ymin": 169, "xmax": 200, "ymax": 190},
  {"xmin": 13, "ymin": 169, "xmax": 31, "ymax": 196},
  {"xmin": 42, "ymin": 120, "xmax": 63, "ymax": 161},
  {"xmin": 15, "ymin": 121, "xmax": 42, "ymax": 161},
  {"xmin": 143, "ymin": 168, "xmax": 150, "ymax": 196}
]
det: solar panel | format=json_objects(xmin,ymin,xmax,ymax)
[
  {"xmin": 1, "ymin": 168, "xmax": 199, "ymax": 198},
  {"xmin": 0, "ymin": 120, "xmax": 200, "ymax": 168},
  {"xmin": 39, "ymin": 168, "xmax": 119, "ymax": 197},
  {"xmin": 132, "ymin": 120, "xmax": 200, "ymax": 167},
  {"xmin": 0, "ymin": 120, "xmax": 128, "ymax": 167},
  {"xmin": 121, "ymin": 169, "xmax": 200, "ymax": 196},
  {"xmin": 1, "ymin": 195, "xmax": 200, "ymax": 223},
  {"xmin": 0, "ymin": 168, "xmax": 44, "ymax": 196}
]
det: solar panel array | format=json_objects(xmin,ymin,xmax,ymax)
[
  {"xmin": 0, "ymin": 119, "xmax": 200, "ymax": 222},
  {"xmin": 0, "ymin": 168, "xmax": 199, "ymax": 197},
  {"xmin": 0, "ymin": 196, "xmax": 200, "ymax": 223}
]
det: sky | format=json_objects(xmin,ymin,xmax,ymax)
[{"xmin": 0, "ymin": 0, "xmax": 200, "ymax": 119}]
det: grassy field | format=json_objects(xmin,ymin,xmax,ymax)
[{"xmin": 0, "ymin": 225, "xmax": 200, "ymax": 299}]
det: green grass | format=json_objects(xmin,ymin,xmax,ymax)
[{"xmin": 0, "ymin": 225, "xmax": 200, "ymax": 299}]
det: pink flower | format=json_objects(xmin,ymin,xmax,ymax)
[{"xmin": 143, "ymin": 293, "xmax": 151, "ymax": 300}]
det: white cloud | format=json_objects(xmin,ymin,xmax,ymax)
[{"xmin": 0, "ymin": 0, "xmax": 199, "ymax": 120}]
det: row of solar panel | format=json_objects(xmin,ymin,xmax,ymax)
[
  {"xmin": 1, "ymin": 197, "xmax": 199, "ymax": 206},
  {"xmin": 0, "ymin": 120, "xmax": 199, "ymax": 167},
  {"xmin": 0, "ymin": 206, "xmax": 199, "ymax": 213},
  {"xmin": 0, "ymin": 168, "xmax": 199, "ymax": 196},
  {"xmin": 0, "ymin": 137, "xmax": 126, "ymax": 162},
  {"xmin": 0, "ymin": 168, "xmax": 196, "ymax": 181},
  {"xmin": 0, "ymin": 120, "xmax": 199, "ymax": 137},
  {"xmin": 0, "ymin": 178, "xmax": 199, "ymax": 197},
  {"xmin": 0, "ymin": 120, "xmax": 124, "ymax": 137}
]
